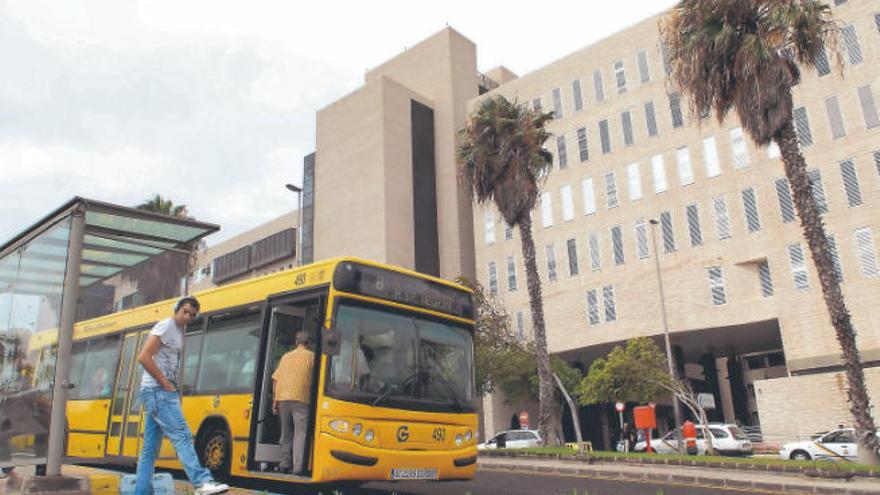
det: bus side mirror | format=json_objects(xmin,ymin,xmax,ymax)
[{"xmin": 322, "ymin": 327, "xmax": 341, "ymax": 356}]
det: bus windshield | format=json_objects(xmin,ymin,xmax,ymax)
[{"xmin": 327, "ymin": 301, "xmax": 475, "ymax": 413}]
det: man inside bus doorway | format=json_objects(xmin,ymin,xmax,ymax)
[
  {"xmin": 135, "ymin": 297, "xmax": 229, "ymax": 495},
  {"xmin": 272, "ymin": 330, "xmax": 315, "ymax": 474}
]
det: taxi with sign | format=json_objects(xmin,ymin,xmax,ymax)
[{"xmin": 779, "ymin": 428, "xmax": 861, "ymax": 461}]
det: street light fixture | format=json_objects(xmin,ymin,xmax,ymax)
[
  {"xmin": 648, "ymin": 218, "xmax": 685, "ymax": 454},
  {"xmin": 285, "ymin": 183, "xmax": 303, "ymax": 266}
]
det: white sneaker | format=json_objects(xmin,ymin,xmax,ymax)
[{"xmin": 195, "ymin": 480, "xmax": 229, "ymax": 495}]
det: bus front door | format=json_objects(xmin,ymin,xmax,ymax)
[{"xmin": 250, "ymin": 297, "xmax": 322, "ymax": 476}]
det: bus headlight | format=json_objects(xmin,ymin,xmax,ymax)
[
  {"xmin": 465, "ymin": 430, "xmax": 472, "ymax": 441},
  {"xmin": 455, "ymin": 434, "xmax": 463, "ymax": 446},
  {"xmin": 353, "ymin": 423, "xmax": 363, "ymax": 436},
  {"xmin": 330, "ymin": 420, "xmax": 350, "ymax": 433},
  {"xmin": 364, "ymin": 429, "xmax": 375, "ymax": 442}
]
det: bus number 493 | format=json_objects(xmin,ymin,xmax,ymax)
[{"xmin": 432, "ymin": 428, "xmax": 446, "ymax": 442}]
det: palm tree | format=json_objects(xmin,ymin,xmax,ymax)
[
  {"xmin": 458, "ymin": 95, "xmax": 560, "ymax": 445},
  {"xmin": 137, "ymin": 194, "xmax": 189, "ymax": 218},
  {"xmin": 662, "ymin": 0, "xmax": 879, "ymax": 462}
]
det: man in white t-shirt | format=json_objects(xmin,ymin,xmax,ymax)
[{"xmin": 135, "ymin": 297, "xmax": 228, "ymax": 495}]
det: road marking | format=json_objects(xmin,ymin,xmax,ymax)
[{"xmin": 478, "ymin": 466, "xmax": 801, "ymax": 495}]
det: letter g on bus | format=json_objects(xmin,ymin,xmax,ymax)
[{"xmin": 396, "ymin": 425, "xmax": 409, "ymax": 443}]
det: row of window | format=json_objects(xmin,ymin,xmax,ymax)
[
  {"xmin": 484, "ymin": 149, "xmax": 879, "ymax": 246},
  {"xmin": 546, "ymin": 82, "xmax": 878, "ymax": 172}
]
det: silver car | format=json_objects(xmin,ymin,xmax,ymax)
[
  {"xmin": 634, "ymin": 423, "xmax": 752, "ymax": 456},
  {"xmin": 477, "ymin": 429, "xmax": 543, "ymax": 450}
]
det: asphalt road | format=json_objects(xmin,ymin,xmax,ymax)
[{"xmin": 242, "ymin": 468, "xmax": 778, "ymax": 495}]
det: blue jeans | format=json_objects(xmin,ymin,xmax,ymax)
[{"xmin": 135, "ymin": 388, "xmax": 213, "ymax": 494}]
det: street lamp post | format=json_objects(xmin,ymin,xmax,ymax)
[
  {"xmin": 285, "ymin": 183, "xmax": 303, "ymax": 266},
  {"xmin": 648, "ymin": 218, "xmax": 685, "ymax": 454}
]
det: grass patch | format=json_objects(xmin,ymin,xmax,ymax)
[{"xmin": 497, "ymin": 447, "xmax": 880, "ymax": 475}]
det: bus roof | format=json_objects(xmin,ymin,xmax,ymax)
[{"xmin": 29, "ymin": 257, "xmax": 472, "ymax": 348}]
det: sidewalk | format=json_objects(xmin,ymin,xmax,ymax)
[{"xmin": 478, "ymin": 456, "xmax": 880, "ymax": 494}]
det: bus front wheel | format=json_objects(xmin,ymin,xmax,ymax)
[{"xmin": 199, "ymin": 427, "xmax": 231, "ymax": 481}]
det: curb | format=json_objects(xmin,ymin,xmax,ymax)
[
  {"xmin": 478, "ymin": 450, "xmax": 880, "ymax": 478},
  {"xmin": 479, "ymin": 458, "xmax": 880, "ymax": 495}
]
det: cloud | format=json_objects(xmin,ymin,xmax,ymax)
[{"xmin": 0, "ymin": 1, "xmax": 349, "ymax": 245}]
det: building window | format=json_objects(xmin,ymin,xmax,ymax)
[
  {"xmin": 759, "ymin": 261, "xmax": 774, "ymax": 297},
  {"xmin": 561, "ymin": 184, "xmax": 574, "ymax": 221},
  {"xmin": 703, "ymin": 136, "xmax": 721, "ymax": 178},
  {"xmin": 605, "ymin": 172, "xmax": 619, "ymax": 208},
  {"xmin": 875, "ymin": 151, "xmax": 880, "ymax": 178},
  {"xmin": 825, "ymin": 95, "xmax": 847, "ymax": 139},
  {"xmin": 614, "ymin": 60, "xmax": 627, "ymax": 94},
  {"xmin": 807, "ymin": 168, "xmax": 829, "ymax": 214},
  {"xmin": 793, "ymin": 107, "xmax": 813, "ymax": 147},
  {"xmin": 212, "ymin": 245, "xmax": 251, "ymax": 284},
  {"xmin": 730, "ymin": 127, "xmax": 750, "ymax": 169},
  {"xmin": 567, "ymin": 238, "xmax": 579, "ymax": 276},
  {"xmin": 627, "ymin": 162, "xmax": 643, "ymax": 201},
  {"xmin": 572, "ymin": 80, "xmax": 584, "ymax": 112},
  {"xmin": 788, "ymin": 243, "xmax": 809, "ymax": 290},
  {"xmin": 533, "ymin": 97, "xmax": 543, "ymax": 113},
  {"xmin": 599, "ymin": 119, "xmax": 611, "ymax": 154},
  {"xmin": 840, "ymin": 159, "xmax": 863, "ymax": 207},
  {"xmin": 669, "ymin": 92, "xmax": 684, "ymax": 128},
  {"xmin": 857, "ymin": 85, "xmax": 880, "ymax": 129},
  {"xmin": 827, "ymin": 234, "xmax": 844, "ymax": 282},
  {"xmin": 505, "ymin": 222, "xmax": 514, "ymax": 240},
  {"xmin": 621, "ymin": 110, "xmax": 635, "ymax": 146},
  {"xmin": 635, "ymin": 219, "xmax": 649, "ymax": 259},
  {"xmin": 637, "ymin": 49, "xmax": 651, "ymax": 83},
  {"xmin": 576, "ymin": 127, "xmax": 589, "ymax": 161},
  {"xmin": 484, "ymin": 210, "xmax": 496, "ymax": 244},
  {"xmin": 593, "ymin": 69, "xmax": 605, "ymax": 103},
  {"xmin": 708, "ymin": 266, "xmax": 726, "ymax": 305},
  {"xmin": 557, "ymin": 136, "xmax": 568, "ymax": 169},
  {"xmin": 589, "ymin": 232, "xmax": 601, "ymax": 271},
  {"xmin": 677, "ymin": 146, "xmax": 694, "ymax": 186},
  {"xmin": 611, "ymin": 225, "xmax": 625, "ymax": 265},
  {"xmin": 507, "ymin": 255, "xmax": 518, "ymax": 291},
  {"xmin": 686, "ymin": 204, "xmax": 702, "ymax": 247},
  {"xmin": 775, "ymin": 178, "xmax": 796, "ymax": 223},
  {"xmin": 541, "ymin": 191, "xmax": 553, "ymax": 227},
  {"xmin": 644, "ymin": 101, "xmax": 659, "ymax": 137},
  {"xmin": 603, "ymin": 285, "xmax": 617, "ymax": 322},
  {"xmin": 660, "ymin": 41, "xmax": 672, "ymax": 75},
  {"xmin": 582, "ymin": 178, "xmax": 596, "ymax": 215},
  {"xmin": 488, "ymin": 261, "xmax": 498, "ymax": 296},
  {"xmin": 515, "ymin": 311, "xmax": 526, "ymax": 340},
  {"xmin": 713, "ymin": 196, "xmax": 731, "ymax": 240},
  {"xmin": 587, "ymin": 290, "xmax": 600, "ymax": 326},
  {"xmin": 651, "ymin": 154, "xmax": 667, "ymax": 193},
  {"xmin": 546, "ymin": 244, "xmax": 558, "ymax": 282},
  {"xmin": 815, "ymin": 45, "xmax": 831, "ymax": 76},
  {"xmin": 854, "ymin": 227, "xmax": 880, "ymax": 277},
  {"xmin": 742, "ymin": 187, "xmax": 762, "ymax": 233},
  {"xmin": 660, "ymin": 211, "xmax": 675, "ymax": 253},
  {"xmin": 552, "ymin": 87, "xmax": 564, "ymax": 119},
  {"xmin": 842, "ymin": 24, "xmax": 863, "ymax": 65},
  {"xmin": 250, "ymin": 228, "xmax": 296, "ymax": 269}
]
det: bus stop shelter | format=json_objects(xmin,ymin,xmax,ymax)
[{"xmin": 0, "ymin": 197, "xmax": 218, "ymax": 477}]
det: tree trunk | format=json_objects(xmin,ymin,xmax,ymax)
[
  {"xmin": 775, "ymin": 119, "xmax": 880, "ymax": 464},
  {"xmin": 518, "ymin": 214, "xmax": 557, "ymax": 446},
  {"xmin": 599, "ymin": 406, "xmax": 611, "ymax": 451}
]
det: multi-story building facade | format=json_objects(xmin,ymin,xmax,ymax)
[{"xmin": 474, "ymin": 2, "xmax": 880, "ymax": 443}]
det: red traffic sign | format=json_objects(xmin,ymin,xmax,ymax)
[{"xmin": 615, "ymin": 402, "xmax": 625, "ymax": 412}]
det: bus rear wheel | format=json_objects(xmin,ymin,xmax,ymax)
[{"xmin": 200, "ymin": 427, "xmax": 231, "ymax": 481}]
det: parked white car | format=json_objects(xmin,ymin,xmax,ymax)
[
  {"xmin": 477, "ymin": 429, "xmax": 543, "ymax": 450},
  {"xmin": 634, "ymin": 424, "xmax": 752, "ymax": 456},
  {"xmin": 779, "ymin": 428, "xmax": 859, "ymax": 461}
]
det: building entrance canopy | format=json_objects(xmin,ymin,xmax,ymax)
[{"xmin": 0, "ymin": 197, "xmax": 218, "ymax": 472}]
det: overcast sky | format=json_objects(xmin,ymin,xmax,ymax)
[{"xmin": 0, "ymin": 0, "xmax": 676, "ymax": 245}]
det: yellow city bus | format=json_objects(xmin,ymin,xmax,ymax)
[{"xmin": 29, "ymin": 257, "xmax": 478, "ymax": 485}]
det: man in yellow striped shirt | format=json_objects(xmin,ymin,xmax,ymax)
[{"xmin": 272, "ymin": 331, "xmax": 315, "ymax": 474}]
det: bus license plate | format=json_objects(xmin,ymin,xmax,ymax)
[{"xmin": 390, "ymin": 468, "xmax": 438, "ymax": 480}]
